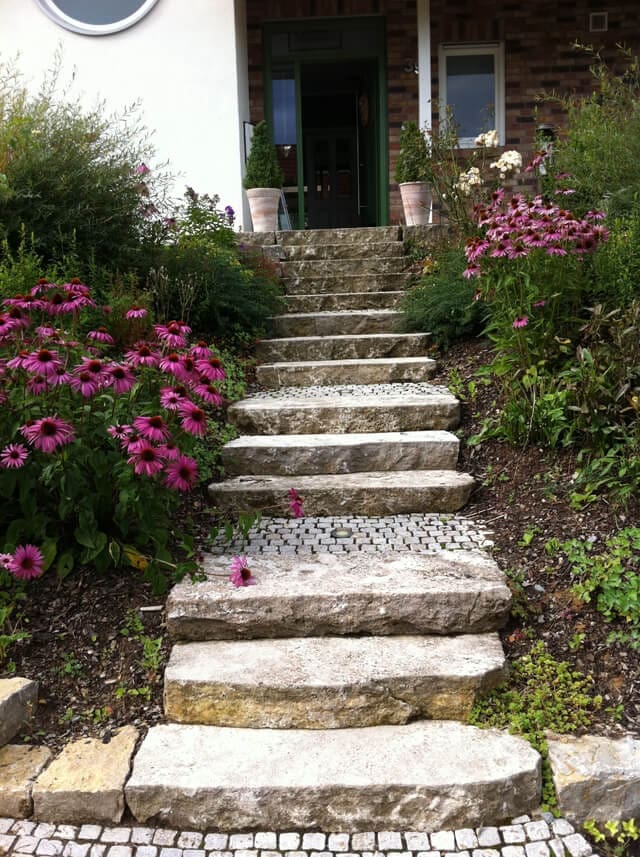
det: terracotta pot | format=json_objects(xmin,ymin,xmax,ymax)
[
  {"xmin": 399, "ymin": 181, "xmax": 432, "ymax": 226},
  {"xmin": 246, "ymin": 187, "xmax": 281, "ymax": 232}
]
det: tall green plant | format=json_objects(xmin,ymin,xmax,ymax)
[
  {"xmin": 243, "ymin": 122, "xmax": 283, "ymax": 189},
  {"xmin": 395, "ymin": 121, "xmax": 430, "ymax": 184}
]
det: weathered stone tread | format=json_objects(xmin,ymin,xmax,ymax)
[
  {"xmin": 285, "ymin": 290, "xmax": 405, "ymax": 312},
  {"xmin": 271, "ymin": 309, "xmax": 402, "ymax": 338},
  {"xmin": 256, "ymin": 332, "xmax": 430, "ymax": 362},
  {"xmin": 166, "ymin": 550, "xmax": 511, "ymax": 641},
  {"xmin": 164, "ymin": 633, "xmax": 507, "ymax": 727},
  {"xmin": 256, "ymin": 356, "xmax": 436, "ymax": 388},
  {"xmin": 125, "ymin": 721, "xmax": 541, "ymax": 830}
]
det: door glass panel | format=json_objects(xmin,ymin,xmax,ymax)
[
  {"xmin": 335, "ymin": 137, "xmax": 352, "ymax": 198},
  {"xmin": 313, "ymin": 139, "xmax": 330, "ymax": 199},
  {"xmin": 271, "ymin": 66, "xmax": 299, "ymax": 226},
  {"xmin": 446, "ymin": 54, "xmax": 495, "ymax": 139}
]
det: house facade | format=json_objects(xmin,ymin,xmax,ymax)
[{"xmin": 1, "ymin": 0, "xmax": 638, "ymax": 230}]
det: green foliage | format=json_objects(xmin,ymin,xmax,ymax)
[
  {"xmin": 470, "ymin": 641, "xmax": 601, "ymax": 811},
  {"xmin": 401, "ymin": 245, "xmax": 485, "ymax": 348},
  {"xmin": 243, "ymin": 121, "xmax": 283, "ymax": 189},
  {"xmin": 591, "ymin": 205, "xmax": 640, "ymax": 306},
  {"xmin": 0, "ymin": 56, "xmax": 167, "ymax": 269},
  {"xmin": 561, "ymin": 529, "xmax": 640, "ymax": 631},
  {"xmin": 394, "ymin": 121, "xmax": 430, "ymax": 184},
  {"xmin": 584, "ymin": 818, "xmax": 640, "ymax": 857}
]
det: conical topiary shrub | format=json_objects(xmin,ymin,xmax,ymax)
[
  {"xmin": 243, "ymin": 121, "xmax": 283, "ymax": 232},
  {"xmin": 395, "ymin": 121, "xmax": 431, "ymax": 226}
]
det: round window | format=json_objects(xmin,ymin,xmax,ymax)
[{"xmin": 35, "ymin": 0, "xmax": 160, "ymax": 35}]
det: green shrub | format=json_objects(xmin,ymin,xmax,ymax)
[
  {"xmin": 0, "ymin": 57, "xmax": 167, "ymax": 269},
  {"xmin": 243, "ymin": 121, "xmax": 283, "ymax": 190},
  {"xmin": 401, "ymin": 245, "xmax": 485, "ymax": 348}
]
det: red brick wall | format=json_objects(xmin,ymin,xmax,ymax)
[{"xmin": 246, "ymin": 0, "xmax": 640, "ymax": 225}]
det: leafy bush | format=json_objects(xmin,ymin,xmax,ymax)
[
  {"xmin": 395, "ymin": 121, "xmax": 430, "ymax": 184},
  {"xmin": 401, "ymin": 245, "xmax": 485, "ymax": 349},
  {"xmin": 0, "ymin": 57, "xmax": 167, "ymax": 270},
  {"xmin": 243, "ymin": 121, "xmax": 283, "ymax": 190}
]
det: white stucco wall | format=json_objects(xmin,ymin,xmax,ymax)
[{"xmin": 0, "ymin": 0, "xmax": 251, "ymax": 227}]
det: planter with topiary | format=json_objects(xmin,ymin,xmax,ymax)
[
  {"xmin": 395, "ymin": 121, "xmax": 431, "ymax": 226},
  {"xmin": 243, "ymin": 121, "xmax": 284, "ymax": 232}
]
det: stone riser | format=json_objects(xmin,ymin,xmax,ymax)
[
  {"xmin": 256, "ymin": 357, "xmax": 436, "ymax": 389},
  {"xmin": 256, "ymin": 332, "xmax": 429, "ymax": 362},
  {"xmin": 163, "ymin": 634, "xmax": 507, "ymax": 729},
  {"xmin": 271, "ymin": 310, "xmax": 402, "ymax": 338},
  {"xmin": 279, "ymin": 241, "xmax": 406, "ymax": 260},
  {"xmin": 284, "ymin": 273, "xmax": 413, "ymax": 295},
  {"xmin": 125, "ymin": 722, "xmax": 542, "ymax": 831},
  {"xmin": 282, "ymin": 258, "xmax": 410, "ymax": 277},
  {"xmin": 221, "ymin": 431, "xmax": 459, "ymax": 476},
  {"xmin": 208, "ymin": 470, "xmax": 475, "ymax": 516},
  {"xmin": 166, "ymin": 551, "xmax": 512, "ymax": 641},
  {"xmin": 276, "ymin": 226, "xmax": 402, "ymax": 245},
  {"xmin": 227, "ymin": 398, "xmax": 459, "ymax": 435},
  {"xmin": 286, "ymin": 291, "xmax": 404, "ymax": 312}
]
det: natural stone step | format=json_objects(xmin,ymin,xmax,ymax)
[
  {"xmin": 227, "ymin": 386, "xmax": 459, "ymax": 434},
  {"xmin": 125, "ymin": 721, "xmax": 541, "ymax": 830},
  {"xmin": 282, "ymin": 257, "xmax": 410, "ymax": 277},
  {"xmin": 208, "ymin": 470, "xmax": 474, "ymax": 516},
  {"xmin": 286, "ymin": 290, "xmax": 404, "ymax": 312},
  {"xmin": 0, "ymin": 678, "xmax": 38, "ymax": 748},
  {"xmin": 271, "ymin": 309, "xmax": 402, "ymax": 338},
  {"xmin": 257, "ymin": 356, "xmax": 437, "ymax": 388},
  {"xmin": 221, "ymin": 430, "xmax": 459, "ymax": 476},
  {"xmin": 256, "ymin": 332, "xmax": 429, "ymax": 362},
  {"xmin": 164, "ymin": 633, "xmax": 507, "ymax": 728},
  {"xmin": 166, "ymin": 550, "xmax": 512, "ymax": 641},
  {"xmin": 276, "ymin": 226, "xmax": 402, "ymax": 245},
  {"xmin": 285, "ymin": 272, "xmax": 414, "ymax": 294},
  {"xmin": 279, "ymin": 241, "xmax": 405, "ymax": 260}
]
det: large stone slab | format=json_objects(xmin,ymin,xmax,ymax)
[
  {"xmin": 285, "ymin": 290, "xmax": 404, "ymax": 313},
  {"xmin": 272, "ymin": 309, "xmax": 402, "ymax": 338},
  {"xmin": 126, "ymin": 721, "xmax": 541, "ymax": 831},
  {"xmin": 277, "ymin": 226, "xmax": 401, "ymax": 245},
  {"xmin": 256, "ymin": 331, "xmax": 429, "ymax": 362},
  {"xmin": 0, "ymin": 744, "xmax": 52, "ymax": 817},
  {"xmin": 256, "ymin": 356, "xmax": 436, "ymax": 388},
  {"xmin": 548, "ymin": 732, "xmax": 640, "ymax": 823},
  {"xmin": 227, "ymin": 389, "xmax": 458, "ymax": 434},
  {"xmin": 164, "ymin": 633, "xmax": 507, "ymax": 728},
  {"xmin": 221, "ymin": 430, "xmax": 459, "ymax": 476},
  {"xmin": 282, "ymin": 257, "xmax": 410, "ymax": 276},
  {"xmin": 0, "ymin": 677, "xmax": 38, "ymax": 747},
  {"xmin": 32, "ymin": 725, "xmax": 138, "ymax": 823},
  {"xmin": 281, "ymin": 241, "xmax": 405, "ymax": 260},
  {"xmin": 166, "ymin": 550, "xmax": 512, "ymax": 641},
  {"xmin": 284, "ymin": 272, "xmax": 414, "ymax": 294},
  {"xmin": 209, "ymin": 470, "xmax": 474, "ymax": 516}
]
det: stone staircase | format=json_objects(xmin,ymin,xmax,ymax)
[{"xmin": 125, "ymin": 226, "xmax": 542, "ymax": 831}]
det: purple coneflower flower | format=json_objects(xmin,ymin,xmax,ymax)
[
  {"xmin": 288, "ymin": 487, "xmax": 304, "ymax": 518},
  {"xmin": 9, "ymin": 545, "xmax": 44, "ymax": 580},
  {"xmin": 178, "ymin": 401, "xmax": 207, "ymax": 436},
  {"xmin": 23, "ymin": 348, "xmax": 63, "ymax": 379},
  {"xmin": 104, "ymin": 363, "xmax": 136, "ymax": 395},
  {"xmin": 133, "ymin": 415, "xmax": 171, "ymax": 443},
  {"xmin": 0, "ymin": 443, "xmax": 29, "ymax": 469},
  {"xmin": 87, "ymin": 327, "xmax": 115, "ymax": 345},
  {"xmin": 160, "ymin": 386, "xmax": 186, "ymax": 410},
  {"xmin": 190, "ymin": 341, "xmax": 212, "ymax": 359},
  {"xmin": 21, "ymin": 416, "xmax": 74, "ymax": 453},
  {"xmin": 229, "ymin": 555, "xmax": 256, "ymax": 587},
  {"xmin": 125, "ymin": 306, "xmax": 148, "ymax": 320},
  {"xmin": 124, "ymin": 343, "xmax": 160, "ymax": 368},
  {"xmin": 127, "ymin": 443, "xmax": 164, "ymax": 477},
  {"xmin": 512, "ymin": 317, "xmax": 529, "ymax": 329},
  {"xmin": 196, "ymin": 355, "xmax": 225, "ymax": 382},
  {"xmin": 164, "ymin": 455, "xmax": 199, "ymax": 492},
  {"xmin": 136, "ymin": 163, "xmax": 150, "ymax": 175}
]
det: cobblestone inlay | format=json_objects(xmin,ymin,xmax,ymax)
[
  {"xmin": 0, "ymin": 816, "xmax": 597, "ymax": 857},
  {"xmin": 209, "ymin": 514, "xmax": 494, "ymax": 556},
  {"xmin": 248, "ymin": 383, "xmax": 452, "ymax": 400}
]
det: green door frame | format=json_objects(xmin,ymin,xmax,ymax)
[{"xmin": 263, "ymin": 16, "xmax": 389, "ymax": 229}]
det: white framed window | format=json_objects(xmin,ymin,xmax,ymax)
[
  {"xmin": 438, "ymin": 43, "xmax": 505, "ymax": 148},
  {"xmin": 34, "ymin": 0, "xmax": 160, "ymax": 36}
]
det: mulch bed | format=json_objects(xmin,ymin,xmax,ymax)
[{"xmin": 2, "ymin": 337, "xmax": 638, "ymax": 750}]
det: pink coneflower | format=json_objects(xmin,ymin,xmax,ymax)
[
  {"xmin": 87, "ymin": 327, "xmax": 115, "ymax": 345},
  {"xmin": 7, "ymin": 350, "xmax": 29, "ymax": 370},
  {"xmin": 160, "ymin": 386, "xmax": 186, "ymax": 411},
  {"xmin": 124, "ymin": 343, "xmax": 160, "ymax": 368},
  {"xmin": 0, "ymin": 553, "xmax": 11, "ymax": 570},
  {"xmin": 0, "ymin": 314, "xmax": 17, "ymax": 341},
  {"xmin": 133, "ymin": 415, "xmax": 171, "ymax": 443},
  {"xmin": 127, "ymin": 442, "xmax": 164, "ymax": 477},
  {"xmin": 8, "ymin": 545, "xmax": 44, "ymax": 580},
  {"xmin": 462, "ymin": 266, "xmax": 480, "ymax": 279},
  {"xmin": 6, "ymin": 306, "xmax": 30, "ymax": 329},
  {"xmin": 229, "ymin": 555, "xmax": 257, "ymax": 587},
  {"xmin": 178, "ymin": 401, "xmax": 207, "ymax": 436},
  {"xmin": 158, "ymin": 440, "xmax": 181, "ymax": 460},
  {"xmin": 21, "ymin": 416, "xmax": 75, "ymax": 453},
  {"xmin": 158, "ymin": 352, "xmax": 186, "ymax": 378},
  {"xmin": 532, "ymin": 300, "xmax": 546, "ymax": 308},
  {"xmin": 164, "ymin": 454, "xmax": 199, "ymax": 492},
  {"xmin": 196, "ymin": 355, "xmax": 225, "ymax": 382},
  {"xmin": 50, "ymin": 365, "xmax": 72, "ymax": 387},
  {"xmin": 288, "ymin": 487, "xmax": 304, "ymax": 518},
  {"xmin": 27, "ymin": 374, "xmax": 50, "ymax": 395},
  {"xmin": 35, "ymin": 326, "xmax": 57, "ymax": 339},
  {"xmin": 512, "ymin": 316, "xmax": 529, "ymax": 329},
  {"xmin": 23, "ymin": 348, "xmax": 63, "ymax": 379},
  {"xmin": 102, "ymin": 305, "xmax": 113, "ymax": 315},
  {"xmin": 69, "ymin": 370, "xmax": 100, "ymax": 397},
  {"xmin": 3, "ymin": 294, "xmax": 44, "ymax": 312},
  {"xmin": 546, "ymin": 246, "xmax": 568, "ymax": 257},
  {"xmin": 192, "ymin": 383, "xmax": 224, "ymax": 407},
  {"xmin": 125, "ymin": 306, "xmax": 148, "ymax": 320},
  {"xmin": 190, "ymin": 341, "xmax": 212, "ymax": 359},
  {"xmin": 136, "ymin": 163, "xmax": 150, "ymax": 175},
  {"xmin": 179, "ymin": 355, "xmax": 201, "ymax": 384},
  {"xmin": 107, "ymin": 424, "xmax": 133, "ymax": 441},
  {"xmin": 30, "ymin": 278, "xmax": 57, "ymax": 296},
  {"xmin": 154, "ymin": 321, "xmax": 191, "ymax": 349},
  {"xmin": 0, "ymin": 443, "xmax": 29, "ymax": 469},
  {"xmin": 104, "ymin": 363, "xmax": 136, "ymax": 395}
]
